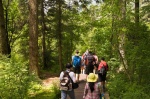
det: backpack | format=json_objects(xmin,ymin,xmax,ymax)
[
  {"xmin": 72, "ymin": 56, "xmax": 81, "ymax": 67},
  {"xmin": 85, "ymin": 54, "xmax": 95, "ymax": 65},
  {"xmin": 99, "ymin": 64, "xmax": 107, "ymax": 75},
  {"xmin": 60, "ymin": 71, "xmax": 72, "ymax": 91}
]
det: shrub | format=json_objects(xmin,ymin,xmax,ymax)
[
  {"xmin": 0, "ymin": 55, "xmax": 30, "ymax": 99},
  {"xmin": 28, "ymin": 79, "xmax": 60, "ymax": 99}
]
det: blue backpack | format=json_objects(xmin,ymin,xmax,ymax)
[{"xmin": 73, "ymin": 56, "xmax": 81, "ymax": 67}]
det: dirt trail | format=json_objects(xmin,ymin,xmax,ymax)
[{"xmin": 42, "ymin": 74, "xmax": 110, "ymax": 99}]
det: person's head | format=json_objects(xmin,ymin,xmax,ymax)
[
  {"xmin": 75, "ymin": 50, "xmax": 79, "ymax": 54},
  {"xmin": 65, "ymin": 63, "xmax": 72, "ymax": 69},
  {"xmin": 87, "ymin": 73, "xmax": 98, "ymax": 83},
  {"xmin": 101, "ymin": 57, "xmax": 105, "ymax": 61},
  {"xmin": 88, "ymin": 51, "xmax": 93, "ymax": 55}
]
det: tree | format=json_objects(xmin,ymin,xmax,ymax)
[
  {"xmin": 0, "ymin": 0, "xmax": 8, "ymax": 55},
  {"xmin": 56, "ymin": 0, "xmax": 63, "ymax": 71},
  {"xmin": 41, "ymin": 0, "xmax": 47, "ymax": 69},
  {"xmin": 118, "ymin": 0, "xmax": 131, "ymax": 81},
  {"xmin": 28, "ymin": 0, "xmax": 39, "ymax": 75}
]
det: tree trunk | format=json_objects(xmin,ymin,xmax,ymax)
[
  {"xmin": 135, "ymin": 0, "xmax": 139, "ymax": 25},
  {"xmin": 118, "ymin": 0, "xmax": 131, "ymax": 81},
  {"xmin": 5, "ymin": 1, "xmax": 11, "ymax": 57},
  {"xmin": 0, "ymin": 0, "xmax": 8, "ymax": 55},
  {"xmin": 57, "ymin": 0, "xmax": 63, "ymax": 71},
  {"xmin": 41, "ymin": 0, "xmax": 47, "ymax": 69},
  {"xmin": 135, "ymin": 0, "xmax": 141, "ymax": 84},
  {"xmin": 29, "ymin": 0, "xmax": 39, "ymax": 75}
]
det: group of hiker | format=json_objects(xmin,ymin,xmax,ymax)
[{"xmin": 60, "ymin": 49, "xmax": 109, "ymax": 99}]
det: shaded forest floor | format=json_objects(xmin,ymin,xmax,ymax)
[{"xmin": 40, "ymin": 72, "xmax": 60, "ymax": 86}]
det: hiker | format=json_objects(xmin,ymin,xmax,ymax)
[
  {"xmin": 93, "ymin": 52, "xmax": 99, "ymax": 74},
  {"xmin": 81, "ymin": 49, "xmax": 89, "ymax": 74},
  {"xmin": 72, "ymin": 50, "xmax": 82, "ymax": 82},
  {"xmin": 97, "ymin": 57, "xmax": 108, "ymax": 92},
  {"xmin": 60, "ymin": 63, "xmax": 77, "ymax": 99},
  {"xmin": 84, "ymin": 51, "xmax": 95, "ymax": 78},
  {"xmin": 83, "ymin": 73, "xmax": 101, "ymax": 99}
]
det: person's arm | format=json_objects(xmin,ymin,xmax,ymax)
[
  {"xmin": 71, "ymin": 56, "xmax": 74, "ymax": 63},
  {"xmin": 70, "ymin": 72, "xmax": 76, "ymax": 83},
  {"xmin": 59, "ymin": 72, "xmax": 64, "ymax": 80},
  {"xmin": 84, "ymin": 55, "xmax": 88, "ymax": 65}
]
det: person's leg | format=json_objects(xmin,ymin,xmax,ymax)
[
  {"xmin": 98, "ymin": 73, "xmax": 104, "ymax": 93},
  {"xmin": 81, "ymin": 66, "xmax": 83, "ymax": 74},
  {"xmin": 81, "ymin": 66, "xmax": 84, "ymax": 74},
  {"xmin": 76, "ymin": 74, "xmax": 79, "ymax": 82},
  {"xmin": 68, "ymin": 90, "xmax": 75, "ymax": 99},
  {"xmin": 74, "ymin": 67, "xmax": 78, "ymax": 82},
  {"xmin": 61, "ymin": 90, "xmax": 67, "ymax": 99},
  {"xmin": 103, "ymin": 74, "xmax": 107, "ymax": 92},
  {"xmin": 101, "ymin": 74, "xmax": 107, "ymax": 92},
  {"xmin": 98, "ymin": 73, "xmax": 102, "ymax": 83},
  {"xmin": 83, "ymin": 66, "xmax": 85, "ymax": 74},
  {"xmin": 76, "ymin": 67, "xmax": 81, "ymax": 82},
  {"xmin": 85, "ymin": 65, "xmax": 89, "ymax": 79}
]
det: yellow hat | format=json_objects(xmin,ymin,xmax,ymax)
[{"xmin": 87, "ymin": 73, "xmax": 98, "ymax": 82}]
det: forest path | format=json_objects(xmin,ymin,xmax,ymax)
[{"xmin": 42, "ymin": 74, "xmax": 110, "ymax": 99}]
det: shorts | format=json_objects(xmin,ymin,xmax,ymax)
[
  {"xmin": 85, "ymin": 63, "xmax": 94, "ymax": 75},
  {"xmin": 73, "ymin": 66, "xmax": 81, "ymax": 74},
  {"xmin": 98, "ymin": 73, "xmax": 107, "ymax": 82}
]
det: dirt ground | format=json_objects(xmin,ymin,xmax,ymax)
[{"xmin": 42, "ymin": 74, "xmax": 110, "ymax": 99}]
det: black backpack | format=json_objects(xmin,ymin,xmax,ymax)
[
  {"xmin": 99, "ymin": 64, "xmax": 107, "ymax": 75},
  {"xmin": 60, "ymin": 71, "xmax": 72, "ymax": 91},
  {"xmin": 85, "ymin": 54, "xmax": 95, "ymax": 65}
]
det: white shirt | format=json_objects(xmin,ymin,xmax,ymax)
[{"xmin": 59, "ymin": 69, "xmax": 76, "ymax": 83}]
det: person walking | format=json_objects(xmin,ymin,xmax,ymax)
[
  {"xmin": 83, "ymin": 73, "xmax": 101, "ymax": 99},
  {"xmin": 81, "ymin": 49, "xmax": 89, "ymax": 74},
  {"xmin": 93, "ymin": 52, "xmax": 99, "ymax": 74},
  {"xmin": 84, "ymin": 51, "xmax": 95, "ymax": 78},
  {"xmin": 60, "ymin": 63, "xmax": 77, "ymax": 99},
  {"xmin": 72, "ymin": 50, "xmax": 82, "ymax": 82},
  {"xmin": 97, "ymin": 57, "xmax": 108, "ymax": 92}
]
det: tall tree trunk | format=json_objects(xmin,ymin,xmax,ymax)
[
  {"xmin": 41, "ymin": 0, "xmax": 47, "ymax": 69},
  {"xmin": 29, "ymin": 0, "xmax": 39, "ymax": 75},
  {"xmin": 135, "ymin": 0, "xmax": 139, "ymax": 25},
  {"xmin": 57, "ymin": 0, "xmax": 63, "ymax": 71},
  {"xmin": 5, "ymin": 0, "xmax": 11, "ymax": 56},
  {"xmin": 0, "ymin": 0, "xmax": 8, "ymax": 55},
  {"xmin": 135, "ymin": 0, "xmax": 141, "ymax": 83},
  {"xmin": 118, "ymin": 0, "xmax": 131, "ymax": 81}
]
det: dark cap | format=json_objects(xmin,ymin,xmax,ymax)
[
  {"xmin": 101, "ymin": 57, "xmax": 105, "ymax": 60},
  {"xmin": 66, "ymin": 63, "xmax": 72, "ymax": 68}
]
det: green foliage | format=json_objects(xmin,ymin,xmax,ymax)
[
  {"xmin": 1, "ymin": 0, "xmax": 150, "ymax": 98},
  {"xmin": 108, "ymin": 57, "xmax": 150, "ymax": 99},
  {"xmin": 29, "ymin": 80, "xmax": 60, "ymax": 99},
  {"xmin": 107, "ymin": 58, "xmax": 120, "ymax": 73},
  {"xmin": 108, "ymin": 74, "xmax": 127, "ymax": 99},
  {"xmin": 0, "ymin": 55, "xmax": 29, "ymax": 99},
  {"xmin": 122, "ymin": 84, "xmax": 150, "ymax": 99},
  {"xmin": 108, "ymin": 73, "xmax": 150, "ymax": 99},
  {"xmin": 0, "ymin": 55, "xmax": 61, "ymax": 99}
]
